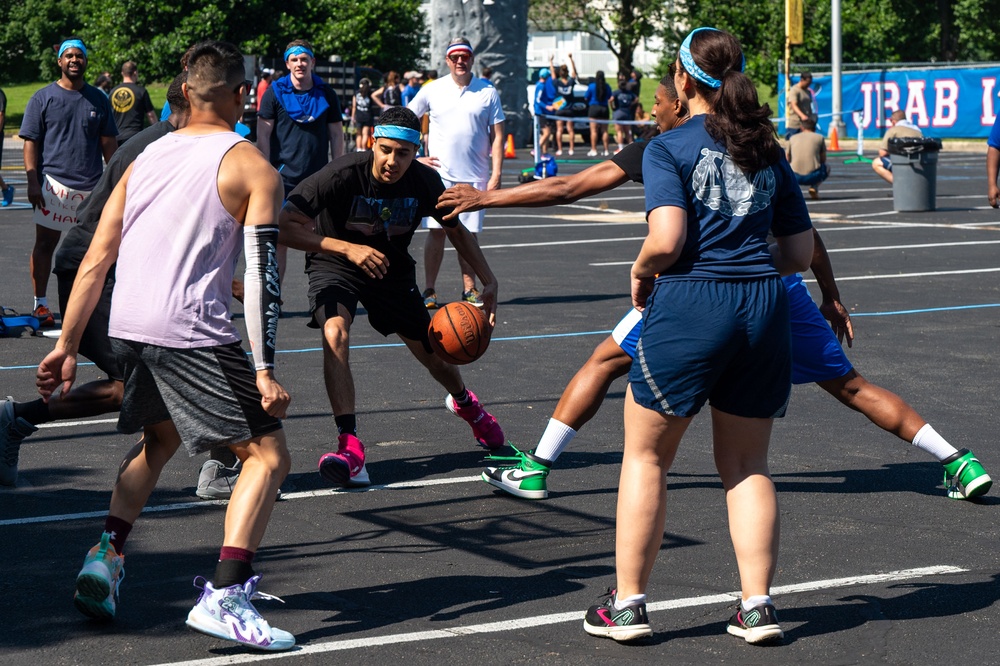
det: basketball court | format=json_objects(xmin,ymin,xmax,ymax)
[{"xmin": 1, "ymin": 148, "xmax": 999, "ymax": 664}]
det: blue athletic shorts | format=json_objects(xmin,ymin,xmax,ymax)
[
  {"xmin": 783, "ymin": 273, "xmax": 854, "ymax": 384},
  {"xmin": 628, "ymin": 277, "xmax": 792, "ymax": 419},
  {"xmin": 614, "ymin": 275, "xmax": 853, "ymax": 387},
  {"xmin": 880, "ymin": 155, "xmax": 892, "ymax": 171}
]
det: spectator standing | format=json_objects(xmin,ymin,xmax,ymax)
[
  {"xmin": 584, "ymin": 70, "xmax": 612, "ymax": 157},
  {"xmin": 109, "ymin": 61, "xmax": 157, "ymax": 144},
  {"xmin": 551, "ymin": 54, "xmax": 579, "ymax": 156},
  {"xmin": 352, "ymin": 77, "xmax": 375, "ymax": 151},
  {"xmin": 20, "ymin": 37, "xmax": 118, "ymax": 327},
  {"xmin": 256, "ymin": 68, "xmax": 273, "ymax": 111},
  {"xmin": 480, "ymin": 66, "xmax": 493, "ymax": 85},
  {"xmin": 373, "ymin": 70, "xmax": 403, "ymax": 113},
  {"xmin": 401, "ymin": 70, "xmax": 423, "ymax": 107},
  {"xmin": 610, "ymin": 74, "xmax": 638, "ymax": 153},
  {"xmin": 786, "ymin": 117, "xmax": 830, "ymax": 199},
  {"xmin": 533, "ymin": 68, "xmax": 556, "ymax": 156},
  {"xmin": 94, "ymin": 73, "xmax": 113, "ymax": 96},
  {"xmin": 785, "ymin": 72, "xmax": 816, "ymax": 140},
  {"xmin": 408, "ymin": 37, "xmax": 505, "ymax": 308},
  {"xmin": 0, "ymin": 85, "xmax": 13, "ymax": 206},
  {"xmin": 987, "ymin": 113, "xmax": 1000, "ymax": 207}
]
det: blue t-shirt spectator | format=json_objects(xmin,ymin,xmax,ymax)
[
  {"xmin": 584, "ymin": 81, "xmax": 612, "ymax": 108},
  {"xmin": 534, "ymin": 78, "xmax": 556, "ymax": 116},
  {"xmin": 19, "ymin": 83, "xmax": 118, "ymax": 190},
  {"xmin": 988, "ymin": 114, "xmax": 1000, "ymax": 150},
  {"xmin": 401, "ymin": 83, "xmax": 421, "ymax": 108},
  {"xmin": 642, "ymin": 115, "xmax": 812, "ymax": 280},
  {"xmin": 611, "ymin": 86, "xmax": 638, "ymax": 121}
]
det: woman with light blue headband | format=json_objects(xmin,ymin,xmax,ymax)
[{"xmin": 582, "ymin": 27, "xmax": 814, "ymax": 646}]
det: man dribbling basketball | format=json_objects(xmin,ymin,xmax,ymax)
[{"xmin": 278, "ymin": 106, "xmax": 505, "ymax": 487}]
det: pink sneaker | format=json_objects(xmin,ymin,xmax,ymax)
[
  {"xmin": 445, "ymin": 390, "xmax": 505, "ymax": 450},
  {"xmin": 318, "ymin": 434, "xmax": 369, "ymax": 487}
]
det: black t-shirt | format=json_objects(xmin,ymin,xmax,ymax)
[
  {"xmin": 382, "ymin": 85, "xmax": 402, "ymax": 107},
  {"xmin": 287, "ymin": 152, "xmax": 457, "ymax": 278},
  {"xmin": 110, "ymin": 82, "xmax": 155, "ymax": 143},
  {"xmin": 0, "ymin": 88, "xmax": 6, "ymax": 132},
  {"xmin": 610, "ymin": 140, "xmax": 645, "ymax": 184},
  {"xmin": 53, "ymin": 121, "xmax": 175, "ymax": 274},
  {"xmin": 258, "ymin": 83, "xmax": 344, "ymax": 189}
]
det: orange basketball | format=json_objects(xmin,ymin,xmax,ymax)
[{"xmin": 428, "ymin": 302, "xmax": 491, "ymax": 365}]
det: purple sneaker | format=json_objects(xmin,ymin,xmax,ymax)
[
  {"xmin": 185, "ymin": 575, "xmax": 295, "ymax": 651},
  {"xmin": 445, "ymin": 390, "xmax": 505, "ymax": 450},
  {"xmin": 318, "ymin": 433, "xmax": 369, "ymax": 487}
]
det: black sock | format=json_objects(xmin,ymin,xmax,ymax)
[
  {"xmin": 213, "ymin": 557, "xmax": 256, "ymax": 588},
  {"xmin": 335, "ymin": 414, "xmax": 357, "ymax": 437},
  {"xmin": 210, "ymin": 447, "xmax": 238, "ymax": 468},
  {"xmin": 13, "ymin": 398, "xmax": 51, "ymax": 426},
  {"xmin": 452, "ymin": 388, "xmax": 472, "ymax": 407}
]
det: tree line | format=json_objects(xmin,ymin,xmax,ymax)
[
  {"xmin": 0, "ymin": 0, "xmax": 427, "ymax": 83},
  {"xmin": 1, "ymin": 0, "xmax": 998, "ymax": 87}
]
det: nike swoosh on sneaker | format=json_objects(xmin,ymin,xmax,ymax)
[{"xmin": 504, "ymin": 469, "xmax": 544, "ymax": 482}]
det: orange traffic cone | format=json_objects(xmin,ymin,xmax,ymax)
[
  {"xmin": 828, "ymin": 126, "xmax": 840, "ymax": 151},
  {"xmin": 504, "ymin": 134, "xmax": 516, "ymax": 159}
]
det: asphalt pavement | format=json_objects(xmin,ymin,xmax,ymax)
[{"xmin": 1, "ymin": 146, "xmax": 999, "ymax": 665}]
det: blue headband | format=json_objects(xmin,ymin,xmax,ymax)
[
  {"xmin": 373, "ymin": 125, "xmax": 421, "ymax": 146},
  {"xmin": 678, "ymin": 27, "xmax": 744, "ymax": 89},
  {"xmin": 284, "ymin": 45, "xmax": 314, "ymax": 61},
  {"xmin": 58, "ymin": 39, "xmax": 87, "ymax": 59}
]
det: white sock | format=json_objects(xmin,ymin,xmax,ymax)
[
  {"xmin": 614, "ymin": 593, "xmax": 647, "ymax": 610},
  {"xmin": 34, "ymin": 296, "xmax": 47, "ymax": 309},
  {"xmin": 742, "ymin": 594, "xmax": 773, "ymax": 611},
  {"xmin": 533, "ymin": 418, "xmax": 577, "ymax": 463},
  {"xmin": 911, "ymin": 424, "xmax": 959, "ymax": 462}
]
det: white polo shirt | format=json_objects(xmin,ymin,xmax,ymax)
[{"xmin": 408, "ymin": 75, "xmax": 505, "ymax": 183}]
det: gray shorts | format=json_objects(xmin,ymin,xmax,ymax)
[{"xmin": 110, "ymin": 338, "xmax": 282, "ymax": 455}]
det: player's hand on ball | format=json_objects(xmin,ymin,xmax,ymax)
[
  {"xmin": 480, "ymin": 281, "xmax": 498, "ymax": 327},
  {"xmin": 256, "ymin": 371, "xmax": 290, "ymax": 418},
  {"xmin": 347, "ymin": 245, "xmax": 388, "ymax": 279}
]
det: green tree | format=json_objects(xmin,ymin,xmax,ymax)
[
  {"xmin": 529, "ymin": 0, "xmax": 674, "ymax": 78},
  {"xmin": 0, "ymin": 0, "xmax": 85, "ymax": 83}
]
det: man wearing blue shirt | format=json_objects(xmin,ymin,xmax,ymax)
[
  {"xmin": 987, "ymin": 114, "xmax": 1000, "ymax": 207},
  {"xmin": 20, "ymin": 38, "xmax": 118, "ymax": 327}
]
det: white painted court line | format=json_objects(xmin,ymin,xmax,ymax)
[
  {"xmin": 149, "ymin": 565, "xmax": 967, "ymax": 666},
  {"xmin": 825, "ymin": 267, "xmax": 1000, "ymax": 281},
  {"xmin": 37, "ymin": 417, "xmax": 118, "ymax": 429},
  {"xmin": 0, "ymin": 476, "xmax": 483, "ymax": 527}
]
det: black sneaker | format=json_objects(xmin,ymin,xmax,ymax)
[
  {"xmin": 726, "ymin": 601, "xmax": 783, "ymax": 644},
  {"xmin": 583, "ymin": 589, "xmax": 652, "ymax": 641}
]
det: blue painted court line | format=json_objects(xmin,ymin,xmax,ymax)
[{"xmin": 4, "ymin": 303, "xmax": 1000, "ymax": 371}]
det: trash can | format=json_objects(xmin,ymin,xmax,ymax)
[{"xmin": 888, "ymin": 137, "xmax": 942, "ymax": 212}]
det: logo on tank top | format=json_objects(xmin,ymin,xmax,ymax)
[
  {"xmin": 111, "ymin": 87, "xmax": 136, "ymax": 113},
  {"xmin": 691, "ymin": 148, "xmax": 775, "ymax": 217}
]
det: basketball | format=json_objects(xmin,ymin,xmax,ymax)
[{"xmin": 428, "ymin": 302, "xmax": 490, "ymax": 365}]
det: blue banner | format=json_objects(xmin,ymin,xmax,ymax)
[{"xmin": 778, "ymin": 66, "xmax": 1000, "ymax": 139}]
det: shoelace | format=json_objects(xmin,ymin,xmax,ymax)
[{"xmin": 483, "ymin": 444, "xmax": 528, "ymax": 465}]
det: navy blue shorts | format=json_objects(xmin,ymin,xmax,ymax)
[
  {"xmin": 615, "ymin": 275, "xmax": 853, "ymax": 387},
  {"xmin": 628, "ymin": 277, "xmax": 792, "ymax": 419}
]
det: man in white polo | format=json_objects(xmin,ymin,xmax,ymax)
[{"xmin": 408, "ymin": 37, "xmax": 504, "ymax": 308}]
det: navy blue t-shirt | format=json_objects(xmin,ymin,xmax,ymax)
[
  {"xmin": 642, "ymin": 115, "xmax": 812, "ymax": 280},
  {"xmin": 20, "ymin": 82, "xmax": 118, "ymax": 190},
  {"xmin": 259, "ymin": 82, "xmax": 344, "ymax": 189}
]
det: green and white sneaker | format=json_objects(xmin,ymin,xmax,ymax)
[
  {"xmin": 481, "ymin": 446, "xmax": 551, "ymax": 499},
  {"xmin": 942, "ymin": 448, "xmax": 992, "ymax": 500},
  {"xmin": 74, "ymin": 532, "xmax": 125, "ymax": 620}
]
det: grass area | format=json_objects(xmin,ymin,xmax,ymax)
[{"xmin": 2, "ymin": 81, "xmax": 168, "ymax": 136}]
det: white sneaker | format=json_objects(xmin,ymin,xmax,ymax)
[
  {"xmin": 186, "ymin": 575, "xmax": 295, "ymax": 651},
  {"xmin": 587, "ymin": 150, "xmax": 598, "ymax": 157}
]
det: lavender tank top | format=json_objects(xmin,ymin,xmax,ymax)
[{"xmin": 109, "ymin": 131, "xmax": 247, "ymax": 348}]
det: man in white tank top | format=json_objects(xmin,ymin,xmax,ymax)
[{"xmin": 36, "ymin": 41, "xmax": 296, "ymax": 652}]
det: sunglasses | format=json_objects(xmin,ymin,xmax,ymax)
[
  {"xmin": 233, "ymin": 79, "xmax": 251, "ymax": 93},
  {"xmin": 448, "ymin": 53, "xmax": 472, "ymax": 63}
]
